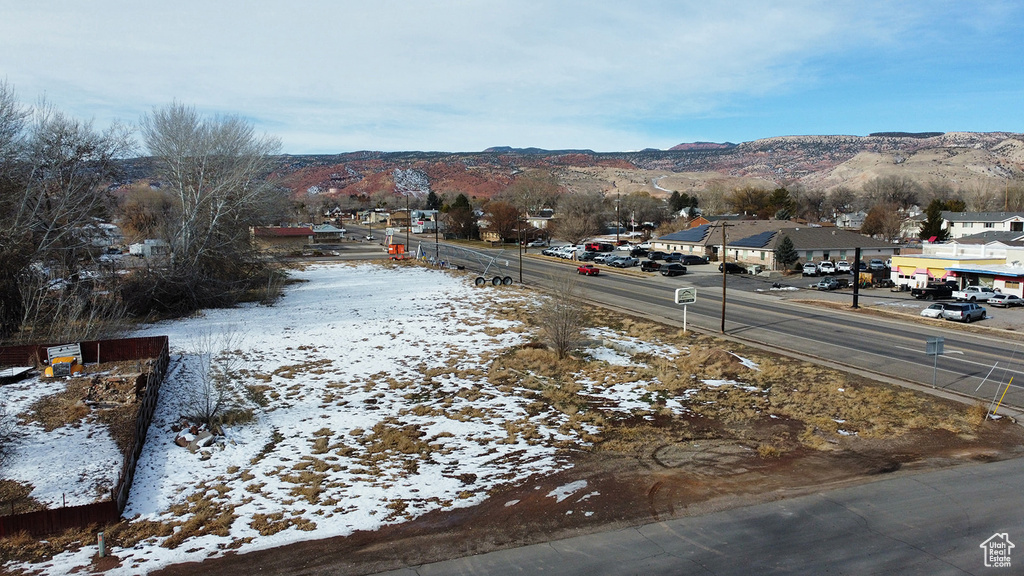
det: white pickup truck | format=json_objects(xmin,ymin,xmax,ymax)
[{"xmin": 953, "ymin": 286, "xmax": 999, "ymax": 302}]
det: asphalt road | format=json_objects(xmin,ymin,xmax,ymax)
[
  {"xmin": 324, "ymin": 232, "xmax": 1024, "ymax": 414},
  {"xmin": 375, "ymin": 456, "xmax": 1024, "ymax": 576},
  {"xmin": 464, "ymin": 245, "xmax": 1024, "ymax": 415}
]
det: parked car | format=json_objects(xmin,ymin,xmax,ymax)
[
  {"xmin": 815, "ymin": 276, "xmax": 849, "ymax": 291},
  {"xmin": 541, "ymin": 247, "xmax": 558, "ymax": 256},
  {"xmin": 647, "ymin": 251, "xmax": 667, "ymax": 261},
  {"xmin": 640, "ymin": 260, "xmax": 662, "ymax": 272},
  {"xmin": 869, "ymin": 259, "xmax": 887, "ymax": 271},
  {"xmin": 802, "ymin": 262, "xmax": 818, "ymax": 277},
  {"xmin": 817, "ymin": 261, "xmax": 836, "ymax": 275},
  {"xmin": 720, "ymin": 262, "xmax": 746, "ymax": 274},
  {"xmin": 911, "ymin": 282, "xmax": 959, "ymax": 300},
  {"xmin": 593, "ymin": 253, "xmax": 613, "ymax": 264},
  {"xmin": 577, "ymin": 251, "xmax": 597, "ymax": 262},
  {"xmin": 679, "ymin": 255, "xmax": 709, "ymax": 265},
  {"xmin": 526, "ymin": 239, "xmax": 547, "ymax": 247},
  {"xmin": 953, "ymin": 286, "xmax": 999, "ymax": 302},
  {"xmin": 630, "ymin": 247, "xmax": 649, "ymax": 258},
  {"xmin": 942, "ymin": 302, "xmax": 986, "ymax": 322},
  {"xmin": 608, "ymin": 256, "xmax": 638, "ymax": 268},
  {"xmin": 663, "ymin": 252, "xmax": 684, "ymax": 263},
  {"xmin": 577, "ymin": 264, "xmax": 600, "ymax": 276},
  {"xmin": 988, "ymin": 293, "xmax": 1024, "ymax": 307},
  {"xmin": 920, "ymin": 303, "xmax": 948, "ymax": 318},
  {"xmin": 835, "ymin": 261, "xmax": 851, "ymax": 273},
  {"xmin": 660, "ymin": 263, "xmax": 687, "ymax": 277}
]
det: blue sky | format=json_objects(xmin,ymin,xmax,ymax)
[{"xmin": 2, "ymin": 1, "xmax": 1021, "ymax": 153}]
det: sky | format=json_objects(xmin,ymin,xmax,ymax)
[{"xmin": 1, "ymin": 1, "xmax": 1022, "ymax": 154}]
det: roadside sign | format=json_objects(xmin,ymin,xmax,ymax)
[
  {"xmin": 675, "ymin": 287, "xmax": 696, "ymax": 305},
  {"xmin": 926, "ymin": 337, "xmax": 944, "ymax": 356}
]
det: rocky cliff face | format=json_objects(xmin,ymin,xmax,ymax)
[{"xmin": 126, "ymin": 132, "xmax": 1024, "ymax": 201}]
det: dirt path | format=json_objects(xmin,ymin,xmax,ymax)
[{"xmin": 150, "ymin": 415, "xmax": 1024, "ymax": 576}]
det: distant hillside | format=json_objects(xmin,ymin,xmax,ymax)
[{"xmin": 121, "ymin": 132, "xmax": 1024, "ymax": 202}]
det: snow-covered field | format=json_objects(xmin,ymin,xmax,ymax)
[{"xmin": 5, "ymin": 262, "xmax": 759, "ymax": 575}]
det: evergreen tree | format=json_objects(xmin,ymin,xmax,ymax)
[
  {"xmin": 425, "ymin": 190, "xmax": 440, "ymax": 211},
  {"xmin": 773, "ymin": 234, "xmax": 799, "ymax": 270},
  {"xmin": 669, "ymin": 191, "xmax": 685, "ymax": 213},
  {"xmin": 919, "ymin": 199, "xmax": 951, "ymax": 241}
]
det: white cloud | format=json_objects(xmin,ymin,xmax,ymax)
[{"xmin": 0, "ymin": 1, "xmax": 1019, "ymax": 152}]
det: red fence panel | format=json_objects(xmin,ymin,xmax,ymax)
[{"xmin": 0, "ymin": 336, "xmax": 170, "ymax": 536}]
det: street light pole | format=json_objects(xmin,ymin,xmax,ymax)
[{"xmin": 721, "ymin": 222, "xmax": 729, "ymax": 334}]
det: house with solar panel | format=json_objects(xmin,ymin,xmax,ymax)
[{"xmin": 653, "ymin": 220, "xmax": 897, "ymax": 271}]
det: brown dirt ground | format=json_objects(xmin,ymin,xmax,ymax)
[{"xmin": 147, "ymin": 406, "xmax": 1024, "ymax": 576}]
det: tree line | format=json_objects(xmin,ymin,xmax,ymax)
[{"xmin": 0, "ymin": 83, "xmax": 289, "ymax": 344}]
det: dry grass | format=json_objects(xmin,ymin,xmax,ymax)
[
  {"xmin": 18, "ymin": 379, "xmax": 90, "ymax": 431},
  {"xmin": 0, "ymin": 480, "xmax": 43, "ymax": 515},
  {"xmin": 162, "ymin": 491, "xmax": 237, "ymax": 549},
  {"xmin": 249, "ymin": 512, "xmax": 317, "ymax": 536}
]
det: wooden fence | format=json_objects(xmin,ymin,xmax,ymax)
[{"xmin": 0, "ymin": 336, "xmax": 170, "ymax": 537}]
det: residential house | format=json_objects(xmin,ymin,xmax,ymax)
[
  {"xmin": 251, "ymin": 226, "xmax": 314, "ymax": 254},
  {"xmin": 728, "ymin": 226, "xmax": 897, "ymax": 271},
  {"xmin": 128, "ymin": 239, "xmax": 169, "ymax": 258},
  {"xmin": 836, "ymin": 210, "xmax": 867, "ymax": 229},
  {"xmin": 525, "ymin": 209, "xmax": 554, "ymax": 231},
  {"xmin": 652, "ymin": 220, "xmax": 801, "ymax": 262},
  {"xmin": 312, "ymin": 224, "xmax": 347, "ymax": 243},
  {"xmin": 941, "ymin": 211, "xmax": 1024, "ymax": 239}
]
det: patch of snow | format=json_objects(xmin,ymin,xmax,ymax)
[
  {"xmin": 504, "ymin": 499, "xmax": 520, "ymax": 507},
  {"xmin": 547, "ymin": 480, "xmax": 588, "ymax": 503},
  {"xmin": 729, "ymin": 353, "xmax": 760, "ymax": 370}
]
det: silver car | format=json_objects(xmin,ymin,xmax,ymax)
[
  {"xmin": 920, "ymin": 303, "xmax": 947, "ymax": 318},
  {"xmin": 941, "ymin": 302, "xmax": 986, "ymax": 323}
]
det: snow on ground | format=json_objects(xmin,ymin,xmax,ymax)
[
  {"xmin": 6, "ymin": 262, "xmax": 765, "ymax": 575},
  {"xmin": 0, "ymin": 374, "xmax": 122, "ymax": 507},
  {"xmin": 9, "ymin": 264, "xmax": 576, "ymax": 575}
]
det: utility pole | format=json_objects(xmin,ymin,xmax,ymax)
[
  {"xmin": 434, "ymin": 210, "xmax": 439, "ymax": 264},
  {"xmin": 405, "ymin": 192, "xmax": 410, "ymax": 255},
  {"xmin": 721, "ymin": 221, "xmax": 729, "ymax": 334},
  {"xmin": 615, "ymin": 192, "xmax": 621, "ymax": 244},
  {"xmin": 518, "ymin": 213, "xmax": 523, "ymax": 283}
]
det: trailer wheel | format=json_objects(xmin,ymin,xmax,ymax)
[
  {"xmin": 491, "ymin": 276, "xmax": 502, "ymax": 286},
  {"xmin": 474, "ymin": 277, "xmax": 486, "ymax": 286},
  {"xmin": 502, "ymin": 276, "xmax": 513, "ymax": 285}
]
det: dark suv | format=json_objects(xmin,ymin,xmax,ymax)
[
  {"xmin": 640, "ymin": 260, "xmax": 662, "ymax": 272},
  {"xmin": 647, "ymin": 251, "xmax": 667, "ymax": 261},
  {"xmin": 680, "ymin": 255, "xmax": 709, "ymax": 265},
  {"xmin": 660, "ymin": 263, "xmax": 687, "ymax": 277},
  {"xmin": 718, "ymin": 262, "xmax": 746, "ymax": 274}
]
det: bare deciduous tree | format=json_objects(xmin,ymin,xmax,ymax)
[
  {"xmin": 553, "ymin": 191, "xmax": 606, "ymax": 245},
  {"xmin": 539, "ymin": 273, "xmax": 587, "ymax": 360},
  {"xmin": 482, "ymin": 200, "xmax": 520, "ymax": 242},
  {"xmin": 0, "ymin": 83, "xmax": 133, "ymax": 341},
  {"xmin": 495, "ymin": 170, "xmax": 561, "ymax": 213},
  {"xmin": 133, "ymin": 103, "xmax": 287, "ymax": 315},
  {"xmin": 182, "ymin": 327, "xmax": 249, "ymax": 431}
]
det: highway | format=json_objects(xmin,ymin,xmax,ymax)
[
  {"xmin": 460, "ymin": 243, "xmax": 1024, "ymax": 414},
  {"xmin": 338, "ymin": 229, "xmax": 1024, "ymax": 413}
]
